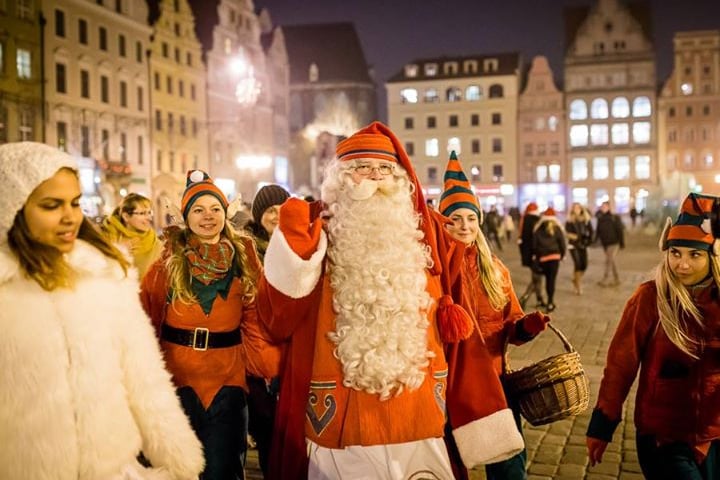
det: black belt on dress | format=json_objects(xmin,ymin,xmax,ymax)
[{"xmin": 160, "ymin": 324, "xmax": 242, "ymax": 351}]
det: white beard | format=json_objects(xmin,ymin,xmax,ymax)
[{"xmin": 324, "ymin": 174, "xmax": 434, "ymax": 400}]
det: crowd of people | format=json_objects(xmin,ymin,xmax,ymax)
[{"xmin": 1, "ymin": 126, "xmax": 718, "ymax": 480}]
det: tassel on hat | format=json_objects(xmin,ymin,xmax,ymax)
[{"xmin": 181, "ymin": 170, "xmax": 229, "ymax": 219}]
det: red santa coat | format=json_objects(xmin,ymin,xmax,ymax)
[
  {"xmin": 592, "ymin": 281, "xmax": 720, "ymax": 456},
  {"xmin": 257, "ymin": 224, "xmax": 523, "ymax": 479}
]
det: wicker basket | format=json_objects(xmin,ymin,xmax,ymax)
[{"xmin": 501, "ymin": 323, "xmax": 589, "ymax": 426}]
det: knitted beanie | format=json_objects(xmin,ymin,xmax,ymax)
[
  {"xmin": 181, "ymin": 169, "xmax": 228, "ymax": 219},
  {"xmin": 439, "ymin": 151, "xmax": 481, "ymax": 218},
  {"xmin": 0, "ymin": 142, "xmax": 76, "ymax": 244},
  {"xmin": 251, "ymin": 184, "xmax": 290, "ymax": 225}
]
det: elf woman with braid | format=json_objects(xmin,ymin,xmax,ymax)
[
  {"xmin": 587, "ymin": 192, "xmax": 720, "ymax": 479},
  {"xmin": 141, "ymin": 170, "xmax": 278, "ymax": 480}
]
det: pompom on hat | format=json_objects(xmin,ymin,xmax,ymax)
[
  {"xmin": 181, "ymin": 170, "xmax": 229, "ymax": 219},
  {"xmin": 439, "ymin": 151, "xmax": 481, "ymax": 218},
  {"xmin": 252, "ymin": 184, "xmax": 290, "ymax": 225},
  {"xmin": 661, "ymin": 192, "xmax": 720, "ymax": 253},
  {"xmin": 0, "ymin": 142, "xmax": 76, "ymax": 244}
]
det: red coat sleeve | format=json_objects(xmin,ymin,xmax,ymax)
[{"xmin": 139, "ymin": 259, "xmax": 169, "ymax": 337}]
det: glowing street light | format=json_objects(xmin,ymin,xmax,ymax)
[{"xmin": 229, "ymin": 52, "xmax": 261, "ymax": 106}]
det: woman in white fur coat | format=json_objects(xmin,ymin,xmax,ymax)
[{"xmin": 0, "ymin": 142, "xmax": 204, "ymax": 480}]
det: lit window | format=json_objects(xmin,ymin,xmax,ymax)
[
  {"xmin": 536, "ymin": 165, "xmax": 548, "ymax": 182},
  {"xmin": 404, "ymin": 64, "xmax": 418, "ymax": 77},
  {"xmin": 684, "ymin": 153, "xmax": 694, "ymax": 168},
  {"xmin": 632, "ymin": 96, "xmax": 652, "ymax": 116},
  {"xmin": 17, "ymin": 0, "xmax": 31, "ymax": 19},
  {"xmin": 470, "ymin": 165, "xmax": 480, "ymax": 182},
  {"xmin": 447, "ymin": 137, "xmax": 461, "ymax": 155},
  {"xmin": 590, "ymin": 124, "xmax": 609, "ymax": 145},
  {"xmin": 680, "ymin": 83, "xmax": 693, "ymax": 95},
  {"xmin": 19, "ymin": 109, "xmax": 32, "ymax": 140},
  {"xmin": 614, "ymin": 187, "xmax": 630, "ymax": 214},
  {"xmin": 635, "ymin": 155, "xmax": 650, "ymax": 179},
  {"xmin": 570, "ymin": 125, "xmax": 588, "ymax": 147},
  {"xmin": 613, "ymin": 156, "xmax": 630, "ymax": 180},
  {"xmin": 548, "ymin": 164, "xmax": 560, "ymax": 182},
  {"xmin": 571, "ymin": 157, "xmax": 587, "ymax": 181},
  {"xmin": 424, "ymin": 63, "xmax": 438, "ymax": 76},
  {"xmin": 401, "ymin": 88, "xmax": 418, "ymax": 104},
  {"xmin": 465, "ymin": 85, "xmax": 481, "ymax": 101},
  {"xmin": 704, "ymin": 153, "xmax": 714, "ymax": 166},
  {"xmin": 611, "ymin": 123, "xmax": 629, "ymax": 144},
  {"xmin": 590, "ymin": 98, "xmax": 609, "ymax": 119},
  {"xmin": 593, "ymin": 157, "xmax": 609, "ymax": 180},
  {"xmin": 16, "ymin": 49, "xmax": 31, "ymax": 79},
  {"xmin": 611, "ymin": 97, "xmax": 630, "ymax": 118},
  {"xmin": 424, "ymin": 88, "xmax": 438, "ymax": 103},
  {"xmin": 548, "ymin": 116, "xmax": 558, "ymax": 131},
  {"xmin": 224, "ymin": 38, "xmax": 232, "ymax": 54},
  {"xmin": 446, "ymin": 87, "xmax": 462, "ymax": 102},
  {"xmin": 425, "ymin": 138, "xmax": 439, "ymax": 157},
  {"xmin": 535, "ymin": 117, "xmax": 545, "ymax": 130},
  {"xmin": 633, "ymin": 122, "xmax": 651, "ymax": 144},
  {"xmin": 569, "ymin": 99, "xmax": 587, "ymax": 120},
  {"xmin": 572, "ymin": 187, "xmax": 588, "ymax": 206}
]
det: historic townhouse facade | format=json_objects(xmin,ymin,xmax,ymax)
[
  {"xmin": 0, "ymin": 0, "xmax": 43, "ymax": 144},
  {"xmin": 517, "ymin": 56, "xmax": 567, "ymax": 211},
  {"xmin": 43, "ymin": 0, "xmax": 151, "ymax": 213},
  {"xmin": 387, "ymin": 53, "xmax": 521, "ymax": 208},
  {"xmin": 150, "ymin": 0, "xmax": 208, "ymax": 225},
  {"xmin": 564, "ymin": 0, "xmax": 657, "ymax": 214},
  {"xmin": 658, "ymin": 30, "xmax": 720, "ymax": 204}
]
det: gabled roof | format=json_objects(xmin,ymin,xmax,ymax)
[
  {"xmin": 387, "ymin": 52, "xmax": 521, "ymax": 83},
  {"xmin": 564, "ymin": 0, "xmax": 653, "ymax": 51},
  {"xmin": 281, "ymin": 22, "xmax": 372, "ymax": 84}
]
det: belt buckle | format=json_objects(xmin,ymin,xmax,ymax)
[{"xmin": 192, "ymin": 327, "xmax": 209, "ymax": 351}]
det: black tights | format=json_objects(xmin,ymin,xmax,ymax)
[{"xmin": 540, "ymin": 260, "xmax": 560, "ymax": 304}]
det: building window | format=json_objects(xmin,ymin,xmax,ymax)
[
  {"xmin": 427, "ymin": 166, "xmax": 438, "ymax": 182},
  {"xmin": 524, "ymin": 143, "xmax": 533, "ymax": 157},
  {"xmin": 590, "ymin": 124, "xmax": 609, "ymax": 145},
  {"xmin": 405, "ymin": 142, "xmax": 414, "ymax": 156},
  {"xmin": 537, "ymin": 144, "xmax": 546, "ymax": 156},
  {"xmin": 548, "ymin": 116, "xmax": 559, "ymax": 131},
  {"xmin": 548, "ymin": 164, "xmax": 561, "ymax": 182},
  {"xmin": 119, "ymin": 81, "xmax": 127, "ymax": 107},
  {"xmin": 590, "ymin": 98, "xmax": 609, "ymax": 119},
  {"xmin": 186, "ymin": 52, "xmax": 192, "ymax": 66},
  {"xmin": 166, "ymin": 76, "xmax": 172, "ymax": 94},
  {"xmin": 569, "ymin": 99, "xmax": 587, "ymax": 120},
  {"xmin": 611, "ymin": 123, "xmax": 629, "ymax": 145},
  {"xmin": 80, "ymin": 70, "xmax": 90, "ymax": 98},
  {"xmin": 632, "ymin": 122, "xmax": 651, "ymax": 144},
  {"xmin": 424, "ymin": 63, "xmax": 438, "ymax": 76},
  {"xmin": 137, "ymin": 136, "xmax": 143, "ymax": 165},
  {"xmin": 115, "ymin": 0, "xmax": 122, "ymax": 13},
  {"xmin": 136, "ymin": 41, "xmax": 143, "ymax": 62},
  {"xmin": 447, "ymin": 137, "xmax": 461, "ymax": 155},
  {"xmin": 491, "ymin": 113, "xmax": 501, "ymax": 125},
  {"xmin": 572, "ymin": 187, "xmax": 589, "ymax": 206},
  {"xmin": 471, "ymin": 114, "xmax": 479, "ymax": 126},
  {"xmin": 611, "ymin": 97, "xmax": 629, "ymax": 118},
  {"xmin": 669, "ymin": 107, "xmax": 675, "ymax": 117},
  {"xmin": 427, "ymin": 116, "xmax": 436, "ymax": 129},
  {"xmin": 569, "ymin": 125, "xmax": 588, "ymax": 147},
  {"xmin": 99, "ymin": 27, "xmax": 107, "ymax": 51},
  {"xmin": 156, "ymin": 150, "xmax": 162, "ymax": 171},
  {"xmin": 155, "ymin": 110, "xmax": 162, "ymax": 130},
  {"xmin": 472, "ymin": 139, "xmax": 480, "ymax": 154},
  {"xmin": 465, "ymin": 85, "xmax": 481, "ymax": 101},
  {"xmin": 488, "ymin": 84, "xmax": 503, "ymax": 98},
  {"xmin": 492, "ymin": 138, "xmax": 502, "ymax": 153},
  {"xmin": 55, "ymin": 63, "xmax": 66, "ymax": 93},
  {"xmin": 449, "ymin": 115, "xmax": 458, "ymax": 127},
  {"xmin": 57, "ymin": 121, "xmax": 67, "ymax": 151},
  {"xmin": 174, "ymin": 22, "xmax": 181, "ymax": 36},
  {"xmin": 17, "ymin": 0, "xmax": 32, "ymax": 19},
  {"xmin": 79, "ymin": 19, "xmax": 88, "ymax": 44},
  {"xmin": 154, "ymin": 72, "xmax": 160, "ymax": 90},
  {"xmin": 174, "ymin": 48, "xmax": 180, "ymax": 63},
  {"xmin": 118, "ymin": 35, "xmax": 126, "ymax": 57},
  {"xmin": 632, "ymin": 96, "xmax": 651, "ymax": 117},
  {"xmin": 686, "ymin": 106, "xmax": 693, "ymax": 117},
  {"xmin": 703, "ymin": 105, "xmax": 711, "ymax": 116},
  {"xmin": 101, "ymin": 129, "xmax": 109, "ymax": 160},
  {"xmin": 0, "ymin": 108, "xmax": 6, "ymax": 143},
  {"xmin": 120, "ymin": 133, "xmax": 127, "ymax": 162},
  {"xmin": 81, "ymin": 126, "xmax": 90, "ymax": 157},
  {"xmin": 400, "ymin": 88, "xmax": 418, "ymax": 104},
  {"xmin": 470, "ymin": 165, "xmax": 480, "ymax": 182},
  {"xmin": 191, "ymin": 84, "xmax": 196, "ymax": 100},
  {"xmin": 179, "ymin": 115, "xmax": 186, "ymax": 136},
  {"xmin": 635, "ymin": 155, "xmax": 650, "ymax": 179},
  {"xmin": 162, "ymin": 42, "xmax": 169, "ymax": 58},
  {"xmin": 492, "ymin": 164, "xmax": 503, "ymax": 182},
  {"xmin": 571, "ymin": 157, "xmax": 588, "ymax": 181},
  {"xmin": 593, "ymin": 157, "xmax": 609, "ymax": 180},
  {"xmin": 137, "ymin": 86, "xmax": 143, "ymax": 111},
  {"xmin": 404, "ymin": 117, "xmax": 414, "ymax": 129},
  {"xmin": 178, "ymin": 80, "xmax": 184, "ymax": 97},
  {"xmin": 613, "ymin": 156, "xmax": 630, "ymax": 180},
  {"xmin": 101, "ymin": 75, "xmax": 109, "ymax": 103},
  {"xmin": 16, "ymin": 49, "xmax": 31, "ymax": 79},
  {"xmin": 18, "ymin": 109, "xmax": 32, "ymax": 140},
  {"xmin": 446, "ymin": 87, "xmax": 462, "ymax": 102},
  {"xmin": 55, "ymin": 9, "xmax": 65, "ymax": 37},
  {"xmin": 425, "ymin": 138, "xmax": 439, "ymax": 157},
  {"xmin": 167, "ymin": 113, "xmax": 174, "ymax": 132},
  {"xmin": 192, "ymin": 118, "xmax": 198, "ymax": 137},
  {"xmin": 536, "ymin": 165, "xmax": 548, "ymax": 182}
]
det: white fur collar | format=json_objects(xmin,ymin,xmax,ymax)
[{"xmin": 0, "ymin": 239, "xmax": 130, "ymax": 285}]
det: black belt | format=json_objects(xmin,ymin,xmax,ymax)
[{"xmin": 161, "ymin": 324, "xmax": 242, "ymax": 351}]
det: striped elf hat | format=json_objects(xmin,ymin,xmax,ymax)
[
  {"xmin": 181, "ymin": 169, "xmax": 229, "ymax": 219},
  {"xmin": 663, "ymin": 192, "xmax": 720, "ymax": 252},
  {"xmin": 439, "ymin": 151, "xmax": 481, "ymax": 218}
]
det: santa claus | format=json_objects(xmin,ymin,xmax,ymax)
[{"xmin": 258, "ymin": 122, "xmax": 523, "ymax": 479}]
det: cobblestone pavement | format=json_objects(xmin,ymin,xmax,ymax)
[{"xmin": 245, "ymin": 228, "xmax": 661, "ymax": 479}]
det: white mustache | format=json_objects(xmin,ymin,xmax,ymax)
[{"xmin": 346, "ymin": 178, "xmax": 399, "ymax": 201}]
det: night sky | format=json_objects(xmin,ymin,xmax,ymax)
[{"xmin": 249, "ymin": 0, "xmax": 720, "ymax": 121}]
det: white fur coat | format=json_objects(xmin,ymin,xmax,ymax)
[{"xmin": 0, "ymin": 240, "xmax": 204, "ymax": 480}]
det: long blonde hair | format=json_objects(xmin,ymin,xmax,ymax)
[
  {"xmin": 568, "ymin": 202, "xmax": 591, "ymax": 223},
  {"xmin": 164, "ymin": 223, "xmax": 258, "ymax": 306},
  {"xmin": 654, "ymin": 249, "xmax": 720, "ymax": 358},
  {"xmin": 473, "ymin": 230, "xmax": 509, "ymax": 311}
]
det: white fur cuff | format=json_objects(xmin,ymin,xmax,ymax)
[
  {"xmin": 264, "ymin": 228, "xmax": 327, "ymax": 299},
  {"xmin": 453, "ymin": 408, "xmax": 525, "ymax": 467}
]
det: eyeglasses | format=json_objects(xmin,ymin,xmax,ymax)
[
  {"xmin": 131, "ymin": 210, "xmax": 153, "ymax": 217},
  {"xmin": 352, "ymin": 163, "xmax": 394, "ymax": 176}
]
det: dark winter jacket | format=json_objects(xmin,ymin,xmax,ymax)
[
  {"xmin": 518, "ymin": 213, "xmax": 540, "ymax": 267},
  {"xmin": 532, "ymin": 217, "xmax": 566, "ymax": 261},
  {"xmin": 566, "ymin": 219, "xmax": 594, "ymax": 250},
  {"xmin": 595, "ymin": 212, "xmax": 624, "ymax": 248}
]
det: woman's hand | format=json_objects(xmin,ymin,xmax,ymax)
[{"xmin": 586, "ymin": 437, "xmax": 608, "ymax": 466}]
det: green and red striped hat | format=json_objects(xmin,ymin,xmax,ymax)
[
  {"xmin": 439, "ymin": 151, "xmax": 480, "ymax": 218},
  {"xmin": 181, "ymin": 169, "xmax": 229, "ymax": 219}
]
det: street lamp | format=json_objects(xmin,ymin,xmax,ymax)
[{"xmin": 229, "ymin": 52, "xmax": 261, "ymax": 106}]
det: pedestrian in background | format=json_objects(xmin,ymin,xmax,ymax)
[
  {"xmin": 565, "ymin": 202, "xmax": 594, "ymax": 295},
  {"xmin": 243, "ymin": 184, "xmax": 290, "ymax": 477},
  {"xmin": 518, "ymin": 202, "xmax": 544, "ymax": 309},
  {"xmin": 595, "ymin": 201, "xmax": 624, "ymax": 287},
  {"xmin": 502, "ymin": 212, "xmax": 516, "ymax": 242},
  {"xmin": 532, "ymin": 207, "xmax": 566, "ymax": 313},
  {"xmin": 587, "ymin": 192, "xmax": 720, "ymax": 479},
  {"xmin": 0, "ymin": 142, "xmax": 203, "ymax": 479},
  {"xmin": 141, "ymin": 169, "xmax": 276, "ymax": 480},
  {"xmin": 440, "ymin": 153, "xmax": 550, "ymax": 480},
  {"xmin": 484, "ymin": 204, "xmax": 503, "ymax": 251},
  {"xmin": 101, "ymin": 192, "xmax": 163, "ymax": 279}
]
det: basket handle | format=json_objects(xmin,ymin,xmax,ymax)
[{"xmin": 502, "ymin": 323, "xmax": 575, "ymax": 375}]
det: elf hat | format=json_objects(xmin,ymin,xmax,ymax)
[
  {"xmin": 181, "ymin": 169, "xmax": 229, "ymax": 219},
  {"xmin": 543, "ymin": 207, "xmax": 556, "ymax": 217},
  {"xmin": 0, "ymin": 142, "xmax": 76, "ymax": 244},
  {"xmin": 525, "ymin": 202, "xmax": 539, "ymax": 214},
  {"xmin": 662, "ymin": 192, "xmax": 720, "ymax": 253},
  {"xmin": 439, "ymin": 151, "xmax": 481, "ymax": 218}
]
